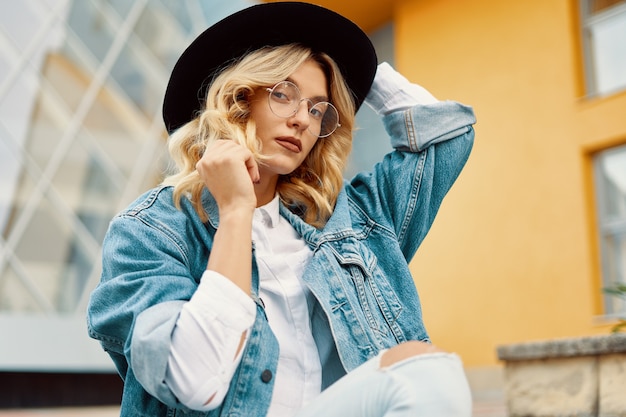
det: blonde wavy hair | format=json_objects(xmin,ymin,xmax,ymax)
[{"xmin": 162, "ymin": 44, "xmax": 356, "ymax": 228}]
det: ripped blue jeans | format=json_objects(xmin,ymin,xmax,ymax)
[{"xmin": 294, "ymin": 351, "xmax": 472, "ymax": 417}]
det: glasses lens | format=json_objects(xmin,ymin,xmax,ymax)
[
  {"xmin": 268, "ymin": 81, "xmax": 299, "ymax": 118},
  {"xmin": 267, "ymin": 81, "xmax": 340, "ymax": 138},
  {"xmin": 309, "ymin": 102, "xmax": 339, "ymax": 138}
]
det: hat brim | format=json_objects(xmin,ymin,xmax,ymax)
[{"xmin": 162, "ymin": 1, "xmax": 377, "ymax": 133}]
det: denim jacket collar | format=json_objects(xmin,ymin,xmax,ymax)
[{"xmin": 201, "ymin": 185, "xmax": 358, "ymax": 248}]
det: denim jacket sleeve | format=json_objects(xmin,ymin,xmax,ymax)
[
  {"xmin": 87, "ymin": 191, "xmax": 212, "ymax": 409},
  {"xmin": 347, "ymin": 101, "xmax": 476, "ymax": 261}
]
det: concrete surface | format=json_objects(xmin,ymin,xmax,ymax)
[
  {"xmin": 0, "ymin": 399, "xmax": 508, "ymax": 416},
  {"xmin": 498, "ymin": 334, "xmax": 626, "ymax": 417}
]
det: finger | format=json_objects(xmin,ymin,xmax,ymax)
[
  {"xmin": 245, "ymin": 155, "xmax": 260, "ymax": 184},
  {"xmin": 210, "ymin": 141, "xmax": 259, "ymax": 184},
  {"xmin": 197, "ymin": 141, "xmax": 258, "ymax": 187}
]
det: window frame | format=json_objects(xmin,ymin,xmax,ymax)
[
  {"xmin": 579, "ymin": 0, "xmax": 626, "ymax": 97},
  {"xmin": 593, "ymin": 143, "xmax": 626, "ymax": 318}
]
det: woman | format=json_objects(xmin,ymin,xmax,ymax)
[{"xmin": 87, "ymin": 2, "xmax": 477, "ymax": 416}]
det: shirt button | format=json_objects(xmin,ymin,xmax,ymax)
[{"xmin": 260, "ymin": 369, "xmax": 273, "ymax": 383}]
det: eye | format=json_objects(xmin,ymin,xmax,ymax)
[
  {"xmin": 270, "ymin": 81, "xmax": 298, "ymax": 104},
  {"xmin": 271, "ymin": 89, "xmax": 291, "ymax": 103},
  {"xmin": 309, "ymin": 103, "xmax": 327, "ymax": 120}
]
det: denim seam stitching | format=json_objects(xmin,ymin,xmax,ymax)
[{"xmin": 397, "ymin": 112, "xmax": 425, "ymax": 245}]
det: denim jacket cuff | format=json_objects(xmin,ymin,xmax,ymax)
[
  {"xmin": 383, "ymin": 101, "xmax": 476, "ymax": 152},
  {"xmin": 130, "ymin": 300, "xmax": 187, "ymax": 407}
]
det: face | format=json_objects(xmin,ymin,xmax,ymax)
[{"xmin": 249, "ymin": 59, "xmax": 329, "ymax": 178}]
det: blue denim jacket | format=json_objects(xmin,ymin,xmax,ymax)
[{"xmin": 87, "ymin": 101, "xmax": 476, "ymax": 417}]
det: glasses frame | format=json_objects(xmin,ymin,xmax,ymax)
[{"xmin": 265, "ymin": 81, "xmax": 340, "ymax": 138}]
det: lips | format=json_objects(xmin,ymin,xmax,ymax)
[{"xmin": 275, "ymin": 136, "xmax": 302, "ymax": 153}]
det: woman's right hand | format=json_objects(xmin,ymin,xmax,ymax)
[
  {"xmin": 197, "ymin": 140, "xmax": 257, "ymax": 294},
  {"xmin": 196, "ymin": 140, "xmax": 260, "ymax": 214}
]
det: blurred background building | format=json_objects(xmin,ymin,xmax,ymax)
[
  {"xmin": 0, "ymin": 0, "xmax": 393, "ymax": 408},
  {"xmin": 1, "ymin": 0, "xmax": 625, "ymax": 410}
]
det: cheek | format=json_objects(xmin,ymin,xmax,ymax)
[
  {"xmin": 302, "ymin": 138, "xmax": 320, "ymax": 158},
  {"xmin": 249, "ymin": 97, "xmax": 268, "ymax": 121},
  {"xmin": 248, "ymin": 102, "xmax": 262, "ymax": 126},
  {"xmin": 250, "ymin": 102, "xmax": 277, "ymax": 134}
]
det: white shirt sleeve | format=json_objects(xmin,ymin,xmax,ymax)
[
  {"xmin": 165, "ymin": 270, "xmax": 256, "ymax": 411},
  {"xmin": 364, "ymin": 61, "xmax": 439, "ymax": 115}
]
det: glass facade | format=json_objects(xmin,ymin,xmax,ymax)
[
  {"xmin": 1, "ymin": 0, "xmax": 264, "ymax": 314},
  {"xmin": 0, "ymin": 0, "xmax": 258, "ymax": 369},
  {"xmin": 0, "ymin": 0, "xmax": 393, "ymax": 370}
]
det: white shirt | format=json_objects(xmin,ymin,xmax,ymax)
[{"xmin": 165, "ymin": 196, "xmax": 322, "ymax": 416}]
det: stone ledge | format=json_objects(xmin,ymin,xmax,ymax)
[
  {"xmin": 497, "ymin": 334, "xmax": 626, "ymax": 417},
  {"xmin": 497, "ymin": 333, "xmax": 626, "ymax": 361}
]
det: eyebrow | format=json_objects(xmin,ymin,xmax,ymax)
[{"xmin": 285, "ymin": 77, "xmax": 329, "ymax": 102}]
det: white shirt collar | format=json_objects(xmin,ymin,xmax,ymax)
[{"xmin": 255, "ymin": 194, "xmax": 280, "ymax": 228}]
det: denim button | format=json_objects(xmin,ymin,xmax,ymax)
[{"xmin": 260, "ymin": 369, "xmax": 272, "ymax": 383}]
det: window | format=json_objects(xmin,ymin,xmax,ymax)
[
  {"xmin": 0, "ymin": 0, "xmax": 257, "ymax": 372},
  {"xmin": 580, "ymin": 0, "xmax": 626, "ymax": 96},
  {"xmin": 593, "ymin": 143, "xmax": 626, "ymax": 316}
]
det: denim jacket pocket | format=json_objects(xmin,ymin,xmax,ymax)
[{"xmin": 334, "ymin": 242, "xmax": 406, "ymax": 348}]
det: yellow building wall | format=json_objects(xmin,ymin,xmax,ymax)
[
  {"xmin": 395, "ymin": 0, "xmax": 626, "ymax": 367},
  {"xmin": 307, "ymin": 0, "xmax": 626, "ymax": 368}
]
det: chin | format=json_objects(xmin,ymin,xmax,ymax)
[{"xmin": 264, "ymin": 157, "xmax": 302, "ymax": 176}]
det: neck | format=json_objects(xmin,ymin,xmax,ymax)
[{"xmin": 254, "ymin": 173, "xmax": 279, "ymax": 207}]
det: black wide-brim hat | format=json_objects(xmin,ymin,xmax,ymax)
[{"xmin": 162, "ymin": 1, "xmax": 378, "ymax": 134}]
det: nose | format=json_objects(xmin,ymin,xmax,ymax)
[{"xmin": 287, "ymin": 100, "xmax": 311, "ymax": 131}]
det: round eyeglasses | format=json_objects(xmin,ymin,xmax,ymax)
[{"xmin": 265, "ymin": 81, "xmax": 340, "ymax": 138}]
